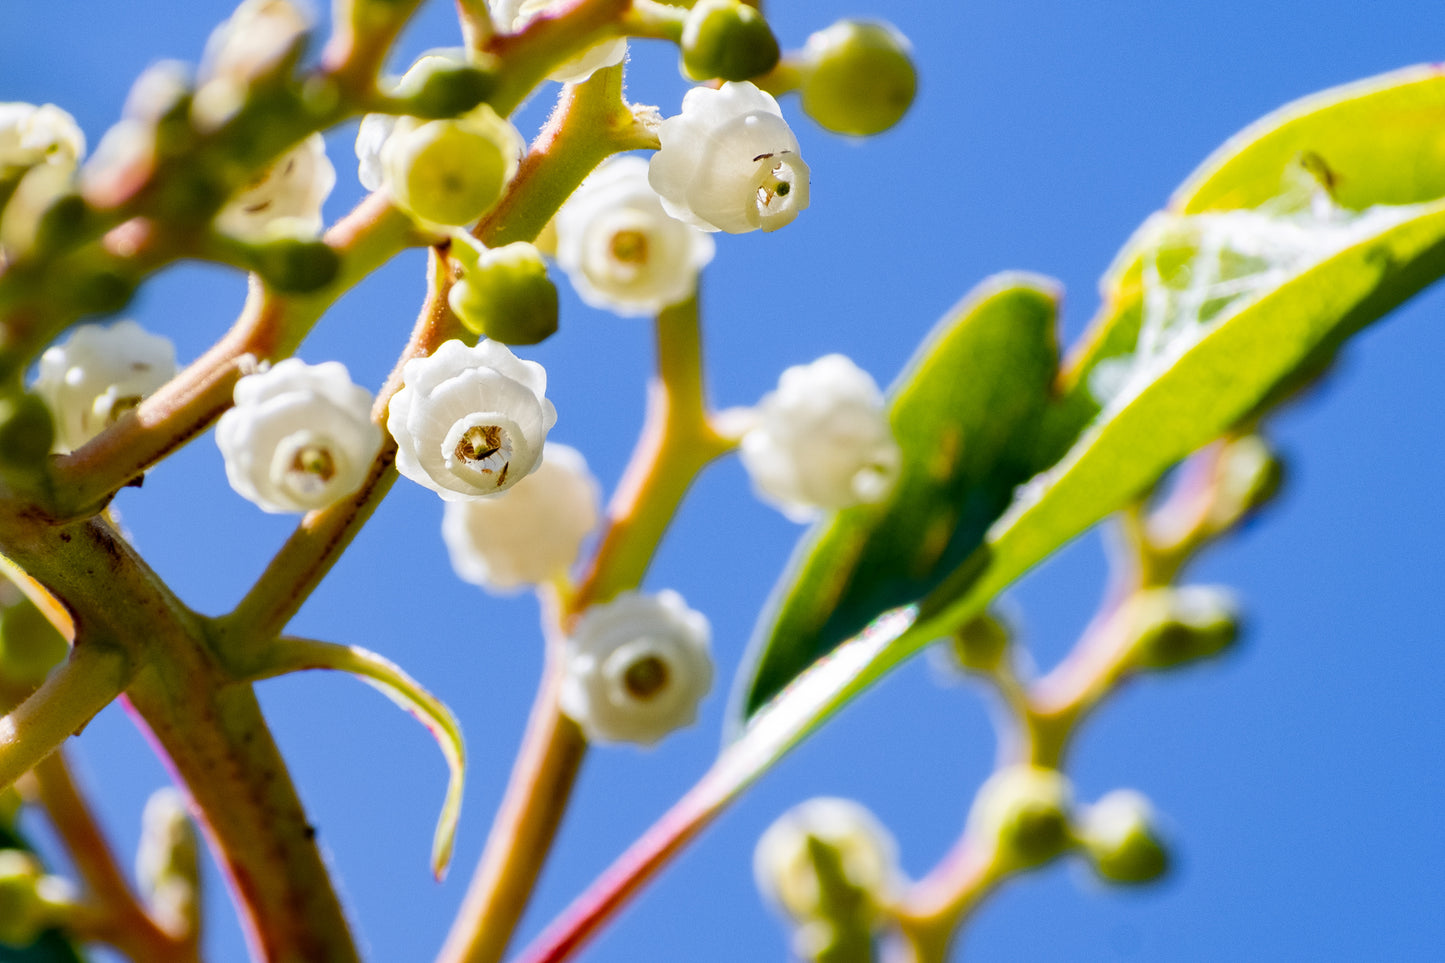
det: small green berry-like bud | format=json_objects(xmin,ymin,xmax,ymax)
[
  {"xmin": 1079, "ymin": 790, "xmax": 1169, "ymax": 885},
  {"xmin": 948, "ymin": 612, "xmax": 1012, "ymax": 672},
  {"xmin": 800, "ymin": 20, "xmax": 917, "ymax": 137},
  {"xmin": 681, "ymin": 0, "xmax": 781, "ymax": 82},
  {"xmin": 1127, "ymin": 585, "xmax": 1240, "ymax": 671},
  {"xmin": 247, "ymin": 236, "xmax": 341, "ymax": 294},
  {"xmin": 0, "ymin": 393, "xmax": 56, "ymax": 469},
  {"xmin": 382, "ymin": 107, "xmax": 523, "ymax": 227},
  {"xmin": 0, "ymin": 850, "xmax": 48, "ymax": 947},
  {"xmin": 395, "ymin": 58, "xmax": 499, "ymax": 119},
  {"xmin": 448, "ymin": 241, "xmax": 558, "ymax": 345},
  {"xmin": 0, "ymin": 594, "xmax": 70, "ymax": 689},
  {"xmin": 968, "ymin": 766, "xmax": 1074, "ymax": 872},
  {"xmin": 1208, "ymin": 435, "xmax": 1284, "ymax": 532}
]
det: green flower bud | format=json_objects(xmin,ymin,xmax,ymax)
[
  {"xmin": 0, "ymin": 850, "xmax": 48, "ymax": 947},
  {"xmin": 968, "ymin": 766, "xmax": 1074, "ymax": 872},
  {"xmin": 1079, "ymin": 790, "xmax": 1169, "ymax": 885},
  {"xmin": 247, "ymin": 236, "xmax": 341, "ymax": 293},
  {"xmin": 395, "ymin": 57, "xmax": 499, "ymax": 119},
  {"xmin": 448, "ymin": 241, "xmax": 558, "ymax": 345},
  {"xmin": 799, "ymin": 20, "xmax": 917, "ymax": 137},
  {"xmin": 947, "ymin": 612, "xmax": 1012, "ymax": 673},
  {"xmin": 382, "ymin": 107, "xmax": 523, "ymax": 227},
  {"xmin": 681, "ymin": 1, "xmax": 781, "ymax": 82},
  {"xmin": 0, "ymin": 593, "xmax": 69, "ymax": 689},
  {"xmin": 1207, "ymin": 435, "xmax": 1284, "ymax": 532},
  {"xmin": 1127, "ymin": 585, "xmax": 1240, "ymax": 671},
  {"xmin": 0, "ymin": 393, "xmax": 56, "ymax": 469},
  {"xmin": 754, "ymin": 798, "xmax": 898, "ymax": 930}
]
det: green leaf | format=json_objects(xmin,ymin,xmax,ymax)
[{"xmin": 732, "ymin": 274, "xmax": 1062, "ymax": 723}]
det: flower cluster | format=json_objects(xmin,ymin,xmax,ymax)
[
  {"xmin": 33, "ymin": 320, "xmax": 177, "ymax": 453},
  {"xmin": 559, "ymin": 590, "xmax": 713, "ymax": 746},
  {"xmin": 215, "ymin": 359, "xmax": 381, "ymax": 514}
]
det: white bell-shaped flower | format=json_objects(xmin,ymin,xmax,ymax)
[
  {"xmin": 560, "ymin": 590, "xmax": 712, "ymax": 746},
  {"xmin": 648, "ymin": 81, "xmax": 809, "ymax": 234},
  {"xmin": 490, "ymin": 0, "xmax": 627, "ymax": 85},
  {"xmin": 201, "ymin": 0, "xmax": 309, "ymax": 85},
  {"xmin": 739, "ymin": 354, "xmax": 900, "ymax": 522},
  {"xmin": 33, "ymin": 320, "xmax": 177, "ymax": 453},
  {"xmin": 388, "ymin": 339, "xmax": 556, "ymax": 500},
  {"xmin": 441, "ymin": 442, "xmax": 599, "ymax": 592},
  {"xmin": 216, "ymin": 133, "xmax": 335, "ymax": 238},
  {"xmin": 555, "ymin": 156, "xmax": 716, "ymax": 317},
  {"xmin": 0, "ymin": 103, "xmax": 86, "ymax": 172},
  {"xmin": 215, "ymin": 358, "xmax": 381, "ymax": 513},
  {"xmin": 754, "ymin": 797, "xmax": 899, "ymax": 923}
]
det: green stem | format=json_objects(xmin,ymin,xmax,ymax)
[
  {"xmin": 477, "ymin": 64, "xmax": 660, "ymax": 249},
  {"xmin": 0, "ymin": 643, "xmax": 129, "ymax": 794},
  {"xmin": 571, "ymin": 293, "xmax": 732, "ymax": 612},
  {"xmin": 483, "ymin": 0, "xmax": 633, "ymax": 118},
  {"xmin": 435, "ymin": 625, "xmax": 587, "ymax": 963}
]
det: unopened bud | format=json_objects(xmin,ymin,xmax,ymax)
[
  {"xmin": 381, "ymin": 107, "xmax": 522, "ymax": 226},
  {"xmin": 0, "ymin": 850, "xmax": 49, "ymax": 947},
  {"xmin": 947, "ymin": 612, "xmax": 1012, "ymax": 673},
  {"xmin": 680, "ymin": 0, "xmax": 781, "ymax": 82},
  {"xmin": 448, "ymin": 240, "xmax": 558, "ymax": 344},
  {"xmin": 754, "ymin": 798, "xmax": 897, "ymax": 929},
  {"xmin": 0, "ymin": 594, "xmax": 69, "ymax": 689},
  {"xmin": 1208, "ymin": 435, "xmax": 1284, "ymax": 532},
  {"xmin": 0, "ymin": 393, "xmax": 56, "ymax": 469},
  {"xmin": 395, "ymin": 57, "xmax": 499, "ymax": 119},
  {"xmin": 1127, "ymin": 586, "xmax": 1240, "ymax": 671},
  {"xmin": 968, "ymin": 766, "xmax": 1074, "ymax": 872},
  {"xmin": 799, "ymin": 20, "xmax": 916, "ymax": 137},
  {"xmin": 1079, "ymin": 789, "xmax": 1169, "ymax": 884},
  {"xmin": 246, "ymin": 236, "xmax": 341, "ymax": 293}
]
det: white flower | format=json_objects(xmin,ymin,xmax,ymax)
[
  {"xmin": 0, "ymin": 103, "xmax": 85, "ymax": 172},
  {"xmin": 490, "ymin": 0, "xmax": 627, "ymax": 84},
  {"xmin": 754, "ymin": 797, "xmax": 899, "ymax": 924},
  {"xmin": 648, "ymin": 81, "xmax": 809, "ymax": 234},
  {"xmin": 215, "ymin": 359, "xmax": 380, "ymax": 513},
  {"xmin": 216, "ymin": 133, "xmax": 335, "ymax": 238},
  {"xmin": 555, "ymin": 156, "xmax": 716, "ymax": 317},
  {"xmin": 560, "ymin": 590, "xmax": 712, "ymax": 746},
  {"xmin": 33, "ymin": 320, "xmax": 177, "ymax": 453},
  {"xmin": 739, "ymin": 354, "xmax": 900, "ymax": 522},
  {"xmin": 201, "ymin": 0, "xmax": 309, "ymax": 85},
  {"xmin": 387, "ymin": 339, "xmax": 556, "ymax": 500},
  {"xmin": 441, "ymin": 442, "xmax": 598, "ymax": 592}
]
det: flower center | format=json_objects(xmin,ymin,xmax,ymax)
[
  {"xmin": 609, "ymin": 229, "xmax": 649, "ymax": 266},
  {"xmin": 756, "ymin": 162, "xmax": 796, "ymax": 213},
  {"xmin": 452, "ymin": 422, "xmax": 514, "ymax": 487},
  {"xmin": 291, "ymin": 444, "xmax": 336, "ymax": 483},
  {"xmin": 622, "ymin": 654, "xmax": 670, "ymax": 700}
]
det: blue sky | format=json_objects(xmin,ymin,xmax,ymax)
[{"xmin": 3, "ymin": 1, "xmax": 1443, "ymax": 961}]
